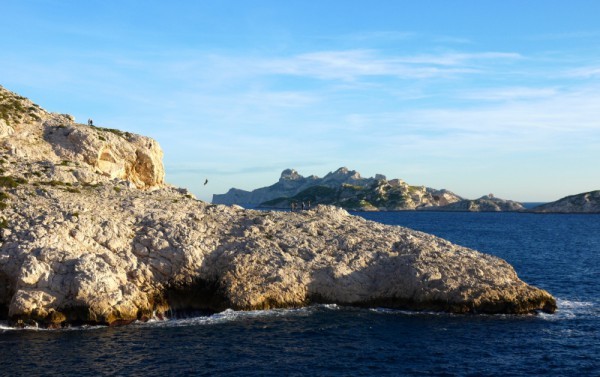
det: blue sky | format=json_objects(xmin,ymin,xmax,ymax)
[{"xmin": 2, "ymin": 1, "xmax": 599, "ymax": 202}]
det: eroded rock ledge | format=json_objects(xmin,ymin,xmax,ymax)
[{"xmin": 0, "ymin": 86, "xmax": 556, "ymax": 327}]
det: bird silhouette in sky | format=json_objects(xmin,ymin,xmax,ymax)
[{"xmin": 204, "ymin": 178, "xmax": 208, "ymax": 186}]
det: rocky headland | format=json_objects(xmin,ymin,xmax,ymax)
[
  {"xmin": 421, "ymin": 194, "xmax": 525, "ymax": 212},
  {"xmin": 0, "ymin": 85, "xmax": 555, "ymax": 327},
  {"xmin": 529, "ymin": 190, "xmax": 600, "ymax": 213}
]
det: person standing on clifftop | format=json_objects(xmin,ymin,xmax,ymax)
[{"xmin": 88, "ymin": 119, "xmax": 94, "ymax": 126}]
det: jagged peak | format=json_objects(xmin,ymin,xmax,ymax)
[
  {"xmin": 325, "ymin": 167, "xmax": 361, "ymax": 180},
  {"xmin": 280, "ymin": 168, "xmax": 303, "ymax": 181}
]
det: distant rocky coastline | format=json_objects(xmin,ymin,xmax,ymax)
[
  {"xmin": 421, "ymin": 194, "xmax": 525, "ymax": 212},
  {"xmin": 529, "ymin": 190, "xmax": 600, "ymax": 213},
  {"xmin": 0, "ymin": 85, "xmax": 555, "ymax": 327},
  {"xmin": 214, "ymin": 168, "xmax": 525, "ymax": 212},
  {"xmin": 254, "ymin": 168, "xmax": 463, "ymax": 211}
]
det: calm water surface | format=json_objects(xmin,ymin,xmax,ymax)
[{"xmin": 1, "ymin": 212, "xmax": 599, "ymax": 376}]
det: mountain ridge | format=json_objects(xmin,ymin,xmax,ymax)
[{"xmin": 214, "ymin": 167, "xmax": 463, "ymax": 210}]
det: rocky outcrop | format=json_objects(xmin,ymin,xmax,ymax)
[
  {"xmin": 0, "ymin": 86, "xmax": 556, "ymax": 327},
  {"xmin": 529, "ymin": 190, "xmax": 600, "ymax": 213},
  {"xmin": 227, "ymin": 168, "xmax": 463, "ymax": 210},
  {"xmin": 0, "ymin": 85, "xmax": 164, "ymax": 190},
  {"xmin": 421, "ymin": 194, "xmax": 525, "ymax": 212}
]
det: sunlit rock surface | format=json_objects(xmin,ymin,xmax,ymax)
[{"xmin": 0, "ymin": 85, "xmax": 555, "ymax": 327}]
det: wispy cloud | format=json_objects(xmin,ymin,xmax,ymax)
[
  {"xmin": 567, "ymin": 66, "xmax": 600, "ymax": 78},
  {"xmin": 258, "ymin": 50, "xmax": 521, "ymax": 81},
  {"xmin": 460, "ymin": 87, "xmax": 559, "ymax": 101},
  {"xmin": 528, "ymin": 30, "xmax": 600, "ymax": 41}
]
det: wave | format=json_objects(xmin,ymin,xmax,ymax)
[
  {"xmin": 140, "ymin": 304, "xmax": 343, "ymax": 329},
  {"xmin": 0, "ymin": 320, "xmax": 106, "ymax": 332},
  {"xmin": 370, "ymin": 298, "xmax": 598, "ymax": 321},
  {"xmin": 538, "ymin": 298, "xmax": 598, "ymax": 321},
  {"xmin": 1, "ymin": 299, "xmax": 596, "ymax": 331}
]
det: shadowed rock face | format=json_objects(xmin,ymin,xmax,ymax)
[{"xmin": 0, "ymin": 86, "xmax": 556, "ymax": 327}]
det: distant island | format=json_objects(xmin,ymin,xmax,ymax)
[
  {"xmin": 213, "ymin": 167, "xmax": 525, "ymax": 212},
  {"xmin": 529, "ymin": 190, "xmax": 600, "ymax": 213}
]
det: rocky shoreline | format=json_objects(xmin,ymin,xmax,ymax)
[
  {"xmin": 0, "ymin": 86, "xmax": 556, "ymax": 327},
  {"xmin": 529, "ymin": 191, "xmax": 600, "ymax": 213}
]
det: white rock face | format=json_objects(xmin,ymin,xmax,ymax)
[
  {"xmin": 0, "ymin": 85, "xmax": 164, "ymax": 190},
  {"xmin": 0, "ymin": 86, "xmax": 556, "ymax": 327}
]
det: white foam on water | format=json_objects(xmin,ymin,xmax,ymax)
[
  {"xmin": 0, "ymin": 320, "xmax": 107, "ymax": 332},
  {"xmin": 538, "ymin": 298, "xmax": 597, "ymax": 321},
  {"xmin": 138, "ymin": 306, "xmax": 318, "ymax": 329},
  {"xmin": 0, "ymin": 321, "xmax": 17, "ymax": 331},
  {"xmin": 2, "ymin": 299, "xmax": 594, "ymax": 331},
  {"xmin": 320, "ymin": 303, "xmax": 340, "ymax": 310},
  {"xmin": 369, "ymin": 307, "xmax": 457, "ymax": 317}
]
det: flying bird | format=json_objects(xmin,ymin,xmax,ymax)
[{"xmin": 204, "ymin": 178, "xmax": 208, "ymax": 186}]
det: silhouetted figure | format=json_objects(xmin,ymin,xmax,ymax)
[
  {"xmin": 307, "ymin": 200, "xmax": 311, "ymax": 209},
  {"xmin": 88, "ymin": 119, "xmax": 94, "ymax": 126},
  {"xmin": 301, "ymin": 202, "xmax": 306, "ymax": 210}
]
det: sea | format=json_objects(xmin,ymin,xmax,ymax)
[{"xmin": 1, "ymin": 211, "xmax": 599, "ymax": 376}]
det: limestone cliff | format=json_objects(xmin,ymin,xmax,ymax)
[
  {"xmin": 0, "ymin": 86, "xmax": 555, "ymax": 327},
  {"xmin": 0, "ymin": 85, "xmax": 164, "ymax": 190},
  {"xmin": 529, "ymin": 190, "xmax": 600, "ymax": 213}
]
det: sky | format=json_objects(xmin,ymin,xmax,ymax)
[{"xmin": 2, "ymin": 1, "xmax": 599, "ymax": 202}]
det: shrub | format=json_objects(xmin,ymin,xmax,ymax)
[
  {"xmin": 42, "ymin": 180, "xmax": 65, "ymax": 187},
  {"xmin": 0, "ymin": 176, "xmax": 21, "ymax": 188}
]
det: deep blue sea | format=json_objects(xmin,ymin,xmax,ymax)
[{"xmin": 1, "ymin": 212, "xmax": 599, "ymax": 376}]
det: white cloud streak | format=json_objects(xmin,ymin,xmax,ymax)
[{"xmin": 257, "ymin": 50, "xmax": 521, "ymax": 81}]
